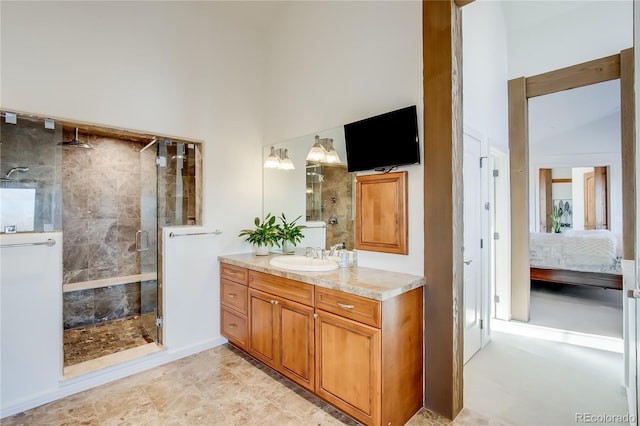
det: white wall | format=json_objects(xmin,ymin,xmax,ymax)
[
  {"xmin": 506, "ymin": 1, "xmax": 630, "ymax": 237},
  {"xmin": 1, "ymin": 1, "xmax": 266, "ymax": 416},
  {"xmin": 262, "ymin": 1, "xmax": 424, "ymax": 275},
  {"xmin": 463, "ymin": 0, "xmax": 510, "ymax": 153},
  {"xmin": 0, "ymin": 233, "xmax": 62, "ymax": 414},
  {"xmin": 506, "ymin": 1, "xmax": 633, "ymax": 78}
]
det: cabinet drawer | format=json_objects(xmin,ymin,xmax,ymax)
[
  {"xmin": 249, "ymin": 271, "xmax": 314, "ymax": 306},
  {"xmin": 315, "ymin": 287, "xmax": 381, "ymax": 328},
  {"xmin": 221, "ymin": 307, "xmax": 247, "ymax": 350},
  {"xmin": 221, "ymin": 279, "xmax": 247, "ymax": 314},
  {"xmin": 220, "ymin": 263, "xmax": 248, "ymax": 285}
]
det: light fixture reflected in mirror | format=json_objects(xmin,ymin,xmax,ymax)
[
  {"xmin": 279, "ymin": 149, "xmax": 295, "ymax": 170},
  {"xmin": 306, "ymin": 135, "xmax": 327, "ymax": 162},
  {"xmin": 306, "ymin": 135, "xmax": 342, "ymax": 164},
  {"xmin": 264, "ymin": 146, "xmax": 295, "ymax": 170},
  {"xmin": 264, "ymin": 146, "xmax": 282, "ymax": 169},
  {"xmin": 324, "ymin": 139, "xmax": 341, "ymax": 164}
]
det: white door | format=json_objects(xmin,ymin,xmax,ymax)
[{"xmin": 463, "ymin": 133, "xmax": 484, "ymax": 363}]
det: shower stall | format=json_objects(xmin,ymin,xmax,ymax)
[{"xmin": 0, "ymin": 111, "xmax": 201, "ymax": 371}]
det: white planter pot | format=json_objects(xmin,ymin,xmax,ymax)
[
  {"xmin": 282, "ymin": 240, "xmax": 296, "ymax": 254},
  {"xmin": 254, "ymin": 245, "xmax": 270, "ymax": 256}
]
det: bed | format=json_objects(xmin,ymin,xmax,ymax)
[{"xmin": 529, "ymin": 230, "xmax": 623, "ymax": 290}]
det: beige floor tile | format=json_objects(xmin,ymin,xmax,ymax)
[{"xmin": 3, "ymin": 343, "xmax": 487, "ymax": 426}]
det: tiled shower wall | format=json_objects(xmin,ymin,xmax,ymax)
[
  {"xmin": 62, "ymin": 132, "xmax": 144, "ymax": 284},
  {"xmin": 62, "ymin": 132, "xmax": 157, "ymax": 330},
  {"xmin": 158, "ymin": 142, "xmax": 197, "ymax": 226},
  {"xmin": 322, "ymin": 165, "xmax": 355, "ymax": 250},
  {"xmin": 0, "ymin": 118, "xmax": 62, "ymax": 232}
]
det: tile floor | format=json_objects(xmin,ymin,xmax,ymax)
[
  {"xmin": 63, "ymin": 314, "xmax": 157, "ymax": 367},
  {"xmin": 4, "ymin": 344, "xmax": 498, "ymax": 426}
]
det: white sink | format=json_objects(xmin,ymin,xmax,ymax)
[{"xmin": 269, "ymin": 255, "xmax": 339, "ymax": 272}]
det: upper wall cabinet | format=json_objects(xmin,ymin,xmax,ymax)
[{"xmin": 355, "ymin": 171, "xmax": 408, "ymax": 254}]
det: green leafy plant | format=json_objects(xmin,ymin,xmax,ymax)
[
  {"xmin": 551, "ymin": 205, "xmax": 561, "ymax": 233},
  {"xmin": 276, "ymin": 213, "xmax": 306, "ymax": 245},
  {"xmin": 238, "ymin": 213, "xmax": 280, "ymax": 247}
]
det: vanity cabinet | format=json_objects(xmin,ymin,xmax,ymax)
[
  {"xmin": 219, "ymin": 262, "xmax": 423, "ymax": 426},
  {"xmin": 248, "ymin": 271, "xmax": 315, "ymax": 392},
  {"xmin": 315, "ymin": 309, "xmax": 381, "ymax": 425},
  {"xmin": 315, "ymin": 286, "xmax": 423, "ymax": 426},
  {"xmin": 220, "ymin": 263, "xmax": 249, "ymax": 350}
]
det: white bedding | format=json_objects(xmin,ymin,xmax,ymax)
[{"xmin": 530, "ymin": 230, "xmax": 622, "ymax": 275}]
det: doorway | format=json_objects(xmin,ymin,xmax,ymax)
[{"xmin": 507, "ymin": 50, "xmax": 636, "ymax": 421}]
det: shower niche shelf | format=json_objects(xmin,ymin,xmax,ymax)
[{"xmin": 63, "ymin": 272, "xmax": 157, "ymax": 293}]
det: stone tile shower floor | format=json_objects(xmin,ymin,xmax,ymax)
[
  {"xmin": 63, "ymin": 313, "xmax": 156, "ymax": 367},
  {"xmin": 5, "ymin": 343, "xmax": 499, "ymax": 426}
]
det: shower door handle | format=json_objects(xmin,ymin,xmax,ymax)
[{"xmin": 136, "ymin": 230, "xmax": 150, "ymax": 252}]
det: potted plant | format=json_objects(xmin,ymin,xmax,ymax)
[
  {"xmin": 238, "ymin": 213, "xmax": 280, "ymax": 255},
  {"xmin": 551, "ymin": 205, "xmax": 562, "ymax": 233},
  {"xmin": 276, "ymin": 213, "xmax": 305, "ymax": 254}
]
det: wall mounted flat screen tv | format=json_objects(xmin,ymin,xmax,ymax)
[{"xmin": 344, "ymin": 105, "xmax": 419, "ymax": 172}]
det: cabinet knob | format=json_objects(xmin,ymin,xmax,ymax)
[
  {"xmin": 271, "ymin": 300, "xmax": 279, "ymax": 305},
  {"xmin": 313, "ymin": 313, "xmax": 319, "ymax": 319},
  {"xmin": 227, "ymin": 323, "xmax": 237, "ymax": 329},
  {"xmin": 337, "ymin": 302, "xmax": 355, "ymax": 309},
  {"xmin": 227, "ymin": 293, "xmax": 236, "ymax": 298}
]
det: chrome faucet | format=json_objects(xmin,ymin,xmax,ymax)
[
  {"xmin": 305, "ymin": 247, "xmax": 327, "ymax": 259},
  {"xmin": 328, "ymin": 242, "xmax": 345, "ymax": 257}
]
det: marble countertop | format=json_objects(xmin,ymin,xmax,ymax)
[{"xmin": 218, "ymin": 253, "xmax": 425, "ymax": 301}]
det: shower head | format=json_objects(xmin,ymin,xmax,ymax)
[
  {"xmin": 3, "ymin": 167, "xmax": 30, "ymax": 179},
  {"xmin": 59, "ymin": 128, "xmax": 93, "ymax": 149}
]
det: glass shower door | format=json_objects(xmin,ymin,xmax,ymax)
[{"xmin": 139, "ymin": 141, "xmax": 161, "ymax": 344}]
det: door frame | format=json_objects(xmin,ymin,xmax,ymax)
[
  {"xmin": 508, "ymin": 49, "xmax": 635, "ymax": 322},
  {"xmin": 490, "ymin": 146, "xmax": 511, "ymax": 321}
]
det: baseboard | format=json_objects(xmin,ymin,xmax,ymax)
[
  {"xmin": 0, "ymin": 337, "xmax": 227, "ymax": 419},
  {"xmin": 492, "ymin": 318, "xmax": 623, "ymax": 353}
]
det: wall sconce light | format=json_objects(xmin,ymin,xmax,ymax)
[
  {"xmin": 264, "ymin": 146, "xmax": 295, "ymax": 170},
  {"xmin": 305, "ymin": 135, "xmax": 341, "ymax": 164}
]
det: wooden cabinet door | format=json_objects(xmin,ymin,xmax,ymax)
[
  {"xmin": 248, "ymin": 289, "xmax": 278, "ymax": 368},
  {"xmin": 355, "ymin": 171, "xmax": 408, "ymax": 254},
  {"xmin": 249, "ymin": 289, "xmax": 315, "ymax": 391},
  {"xmin": 277, "ymin": 298, "xmax": 315, "ymax": 391},
  {"xmin": 315, "ymin": 310, "xmax": 381, "ymax": 426}
]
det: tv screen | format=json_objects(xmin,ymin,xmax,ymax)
[{"xmin": 344, "ymin": 105, "xmax": 420, "ymax": 172}]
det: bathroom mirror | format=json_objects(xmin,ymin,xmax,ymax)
[{"xmin": 263, "ymin": 127, "xmax": 355, "ymax": 250}]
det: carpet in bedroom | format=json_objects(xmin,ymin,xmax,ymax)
[{"xmin": 529, "ymin": 280, "xmax": 623, "ymax": 338}]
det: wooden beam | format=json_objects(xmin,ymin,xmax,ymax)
[
  {"xmin": 422, "ymin": 0, "xmax": 463, "ymax": 419},
  {"xmin": 551, "ymin": 178, "xmax": 572, "ymax": 184},
  {"xmin": 508, "ymin": 77, "xmax": 530, "ymax": 322},
  {"xmin": 620, "ymin": 48, "xmax": 635, "ymax": 260},
  {"xmin": 526, "ymin": 54, "xmax": 621, "ymax": 98}
]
